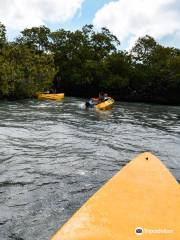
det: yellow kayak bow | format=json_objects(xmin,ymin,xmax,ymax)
[{"xmin": 51, "ymin": 152, "xmax": 180, "ymax": 240}]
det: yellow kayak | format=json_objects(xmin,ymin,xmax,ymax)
[
  {"xmin": 38, "ymin": 93, "xmax": 64, "ymax": 101},
  {"xmin": 51, "ymin": 152, "xmax": 180, "ymax": 240},
  {"xmin": 95, "ymin": 98, "xmax": 114, "ymax": 110}
]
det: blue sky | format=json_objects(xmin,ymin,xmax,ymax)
[
  {"xmin": 48, "ymin": 0, "xmax": 113, "ymax": 31},
  {"xmin": 0, "ymin": 0, "xmax": 180, "ymax": 50}
]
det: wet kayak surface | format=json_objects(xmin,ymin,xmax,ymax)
[{"xmin": 0, "ymin": 97, "xmax": 180, "ymax": 240}]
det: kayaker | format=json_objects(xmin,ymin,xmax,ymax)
[
  {"xmin": 99, "ymin": 92, "xmax": 105, "ymax": 102},
  {"xmin": 99, "ymin": 92, "xmax": 108, "ymax": 102},
  {"xmin": 85, "ymin": 98, "xmax": 94, "ymax": 108},
  {"xmin": 104, "ymin": 93, "xmax": 109, "ymax": 101}
]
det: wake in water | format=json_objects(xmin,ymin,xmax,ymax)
[{"xmin": 0, "ymin": 97, "xmax": 180, "ymax": 240}]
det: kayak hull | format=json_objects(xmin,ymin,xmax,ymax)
[
  {"xmin": 95, "ymin": 98, "xmax": 114, "ymax": 110},
  {"xmin": 51, "ymin": 152, "xmax": 180, "ymax": 240},
  {"xmin": 38, "ymin": 93, "xmax": 64, "ymax": 101},
  {"xmin": 86, "ymin": 98, "xmax": 115, "ymax": 110}
]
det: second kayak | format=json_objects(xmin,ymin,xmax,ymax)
[{"xmin": 38, "ymin": 93, "xmax": 64, "ymax": 101}]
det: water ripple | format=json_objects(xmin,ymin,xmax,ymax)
[{"xmin": 0, "ymin": 98, "xmax": 180, "ymax": 240}]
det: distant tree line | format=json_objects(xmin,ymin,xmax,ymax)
[{"xmin": 0, "ymin": 22, "xmax": 180, "ymax": 104}]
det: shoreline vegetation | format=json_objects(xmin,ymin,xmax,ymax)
[{"xmin": 0, "ymin": 23, "xmax": 180, "ymax": 105}]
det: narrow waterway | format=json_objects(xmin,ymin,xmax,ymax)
[{"xmin": 0, "ymin": 97, "xmax": 180, "ymax": 240}]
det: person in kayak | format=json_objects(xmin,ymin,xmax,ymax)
[
  {"xmin": 104, "ymin": 93, "xmax": 109, "ymax": 101},
  {"xmin": 99, "ymin": 92, "xmax": 109, "ymax": 102},
  {"xmin": 99, "ymin": 92, "xmax": 105, "ymax": 101},
  {"xmin": 85, "ymin": 93, "xmax": 109, "ymax": 108},
  {"xmin": 85, "ymin": 98, "xmax": 95, "ymax": 108}
]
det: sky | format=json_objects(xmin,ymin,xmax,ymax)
[{"xmin": 0, "ymin": 0, "xmax": 180, "ymax": 50}]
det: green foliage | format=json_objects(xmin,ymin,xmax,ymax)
[
  {"xmin": 130, "ymin": 36, "xmax": 180, "ymax": 102},
  {"xmin": 130, "ymin": 35, "xmax": 157, "ymax": 64},
  {"xmin": 0, "ymin": 22, "xmax": 6, "ymax": 45},
  {"xmin": 17, "ymin": 26, "xmax": 51, "ymax": 52},
  {"xmin": 0, "ymin": 22, "xmax": 56, "ymax": 99},
  {"xmin": 50, "ymin": 25, "xmax": 120, "ymax": 91},
  {"xmin": 100, "ymin": 52, "xmax": 131, "ymax": 89},
  {"xmin": 0, "ymin": 22, "xmax": 180, "ymax": 104}
]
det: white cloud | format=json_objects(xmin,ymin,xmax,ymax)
[
  {"xmin": 0, "ymin": 0, "xmax": 84, "ymax": 30},
  {"xmin": 93, "ymin": 0, "xmax": 180, "ymax": 49}
]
